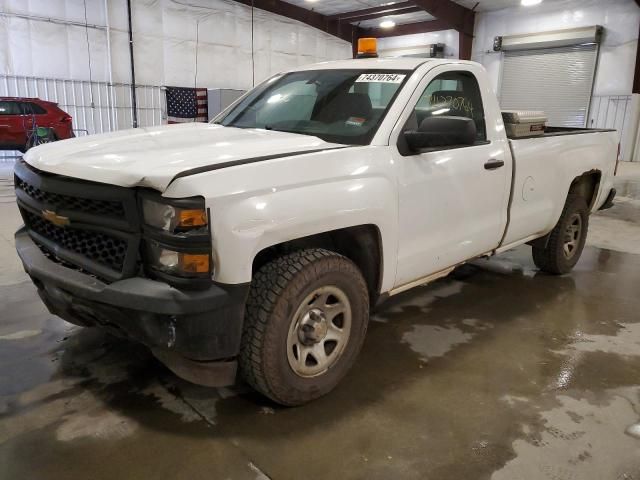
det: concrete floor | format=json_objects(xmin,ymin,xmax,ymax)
[{"xmin": 1, "ymin": 161, "xmax": 640, "ymax": 480}]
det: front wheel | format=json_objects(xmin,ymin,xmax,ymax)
[
  {"xmin": 239, "ymin": 249, "xmax": 369, "ymax": 406},
  {"xmin": 532, "ymin": 194, "xmax": 589, "ymax": 274}
]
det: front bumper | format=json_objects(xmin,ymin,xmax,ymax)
[{"xmin": 16, "ymin": 228, "xmax": 249, "ymax": 387}]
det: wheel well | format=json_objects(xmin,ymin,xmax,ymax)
[
  {"xmin": 252, "ymin": 225, "xmax": 383, "ymax": 305},
  {"xmin": 569, "ymin": 170, "xmax": 601, "ymax": 209},
  {"xmin": 528, "ymin": 170, "xmax": 602, "ymax": 250}
]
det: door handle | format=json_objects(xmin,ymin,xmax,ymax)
[{"xmin": 484, "ymin": 159, "xmax": 505, "ymax": 170}]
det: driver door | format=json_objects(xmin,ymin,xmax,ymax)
[{"xmin": 392, "ymin": 65, "xmax": 512, "ymax": 288}]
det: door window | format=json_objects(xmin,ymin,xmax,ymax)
[
  {"xmin": 408, "ymin": 71, "xmax": 487, "ymax": 142},
  {"xmin": 0, "ymin": 101, "xmax": 21, "ymax": 115},
  {"xmin": 22, "ymin": 102, "xmax": 47, "ymax": 115}
]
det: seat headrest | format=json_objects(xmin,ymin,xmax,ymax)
[
  {"xmin": 319, "ymin": 92, "xmax": 373, "ymax": 123},
  {"xmin": 342, "ymin": 93, "xmax": 373, "ymax": 116}
]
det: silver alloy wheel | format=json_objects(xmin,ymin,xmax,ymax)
[
  {"xmin": 563, "ymin": 213, "xmax": 583, "ymax": 259},
  {"xmin": 286, "ymin": 285, "xmax": 352, "ymax": 378}
]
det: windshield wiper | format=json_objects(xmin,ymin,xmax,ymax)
[{"xmin": 264, "ymin": 125, "xmax": 312, "ymax": 136}]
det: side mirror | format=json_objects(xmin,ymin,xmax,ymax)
[{"xmin": 404, "ymin": 116, "xmax": 477, "ymax": 151}]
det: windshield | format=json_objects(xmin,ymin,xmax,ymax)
[{"xmin": 215, "ymin": 69, "xmax": 411, "ymax": 145}]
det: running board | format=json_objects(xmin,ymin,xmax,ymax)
[{"xmin": 388, "ymin": 267, "xmax": 457, "ymax": 297}]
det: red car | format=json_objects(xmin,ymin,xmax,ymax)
[{"xmin": 0, "ymin": 97, "xmax": 74, "ymax": 152}]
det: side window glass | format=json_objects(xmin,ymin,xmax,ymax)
[
  {"xmin": 411, "ymin": 71, "xmax": 487, "ymax": 142},
  {"xmin": 0, "ymin": 101, "xmax": 21, "ymax": 115},
  {"xmin": 27, "ymin": 103, "xmax": 47, "ymax": 114}
]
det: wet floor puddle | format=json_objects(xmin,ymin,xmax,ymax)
[{"xmin": 1, "ymin": 245, "xmax": 640, "ymax": 479}]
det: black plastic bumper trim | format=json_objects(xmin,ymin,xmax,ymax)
[{"xmin": 16, "ymin": 227, "xmax": 247, "ymax": 316}]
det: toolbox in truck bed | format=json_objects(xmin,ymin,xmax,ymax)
[{"xmin": 502, "ymin": 110, "xmax": 547, "ymax": 138}]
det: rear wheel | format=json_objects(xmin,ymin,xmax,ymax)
[
  {"xmin": 239, "ymin": 248, "xmax": 369, "ymax": 406},
  {"xmin": 532, "ymin": 194, "xmax": 589, "ymax": 274}
]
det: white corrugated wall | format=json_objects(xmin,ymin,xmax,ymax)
[
  {"xmin": 471, "ymin": 0, "xmax": 640, "ymax": 161},
  {"xmin": 0, "ymin": 0, "xmax": 352, "ymax": 89},
  {"xmin": 0, "ymin": 0, "xmax": 352, "ymax": 158}
]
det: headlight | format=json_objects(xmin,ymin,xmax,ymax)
[
  {"xmin": 145, "ymin": 241, "xmax": 210, "ymax": 278},
  {"xmin": 142, "ymin": 198, "xmax": 207, "ymax": 232},
  {"xmin": 140, "ymin": 194, "xmax": 212, "ymax": 287}
]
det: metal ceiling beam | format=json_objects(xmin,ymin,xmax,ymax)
[
  {"xmin": 361, "ymin": 19, "xmax": 451, "ymax": 38},
  {"xmin": 405, "ymin": 0, "xmax": 475, "ymax": 60},
  {"xmin": 328, "ymin": 2, "xmax": 421, "ymax": 21},
  {"xmin": 229, "ymin": 0, "xmax": 362, "ymax": 44},
  {"xmin": 339, "ymin": 6, "xmax": 426, "ymax": 24},
  {"xmin": 354, "ymin": 1, "xmax": 475, "ymax": 60},
  {"xmin": 459, "ymin": 31, "xmax": 473, "ymax": 62},
  {"xmin": 410, "ymin": 0, "xmax": 475, "ymax": 36},
  {"xmin": 634, "ymin": 21, "xmax": 640, "ymax": 94},
  {"xmin": 230, "ymin": 0, "xmax": 475, "ymax": 60}
]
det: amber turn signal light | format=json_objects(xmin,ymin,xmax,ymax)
[
  {"xmin": 178, "ymin": 209, "xmax": 208, "ymax": 228},
  {"xmin": 179, "ymin": 253, "xmax": 210, "ymax": 274}
]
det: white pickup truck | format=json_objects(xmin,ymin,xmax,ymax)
[{"xmin": 15, "ymin": 57, "xmax": 618, "ymax": 405}]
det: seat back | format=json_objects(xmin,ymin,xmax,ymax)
[{"xmin": 316, "ymin": 92, "xmax": 373, "ymax": 124}]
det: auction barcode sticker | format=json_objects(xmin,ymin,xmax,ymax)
[{"xmin": 355, "ymin": 73, "xmax": 406, "ymax": 84}]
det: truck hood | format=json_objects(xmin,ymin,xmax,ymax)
[{"xmin": 23, "ymin": 123, "xmax": 344, "ymax": 192}]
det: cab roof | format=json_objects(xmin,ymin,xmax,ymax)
[
  {"xmin": 0, "ymin": 96, "xmax": 55, "ymax": 103},
  {"xmin": 290, "ymin": 57, "xmax": 478, "ymax": 72}
]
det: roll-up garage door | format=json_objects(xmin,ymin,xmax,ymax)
[{"xmin": 499, "ymin": 44, "xmax": 598, "ymax": 128}]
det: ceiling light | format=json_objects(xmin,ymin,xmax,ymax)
[
  {"xmin": 521, "ymin": 0, "xmax": 543, "ymax": 5},
  {"xmin": 379, "ymin": 19, "xmax": 396, "ymax": 29}
]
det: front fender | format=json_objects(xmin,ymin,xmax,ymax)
[
  {"xmin": 212, "ymin": 176, "xmax": 396, "ymax": 289},
  {"xmin": 165, "ymin": 146, "xmax": 398, "ymax": 292}
]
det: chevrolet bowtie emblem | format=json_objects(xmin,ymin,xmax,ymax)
[{"xmin": 42, "ymin": 210, "xmax": 70, "ymax": 227}]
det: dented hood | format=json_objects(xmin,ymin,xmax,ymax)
[{"xmin": 23, "ymin": 123, "xmax": 343, "ymax": 192}]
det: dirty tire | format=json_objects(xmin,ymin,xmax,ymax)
[
  {"xmin": 532, "ymin": 194, "xmax": 589, "ymax": 275},
  {"xmin": 239, "ymin": 248, "xmax": 369, "ymax": 406}
]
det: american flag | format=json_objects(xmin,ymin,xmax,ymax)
[{"xmin": 166, "ymin": 86, "xmax": 208, "ymax": 123}]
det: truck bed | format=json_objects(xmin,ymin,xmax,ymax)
[
  {"xmin": 501, "ymin": 127, "xmax": 618, "ymax": 249},
  {"xmin": 507, "ymin": 126, "xmax": 616, "ymax": 141}
]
